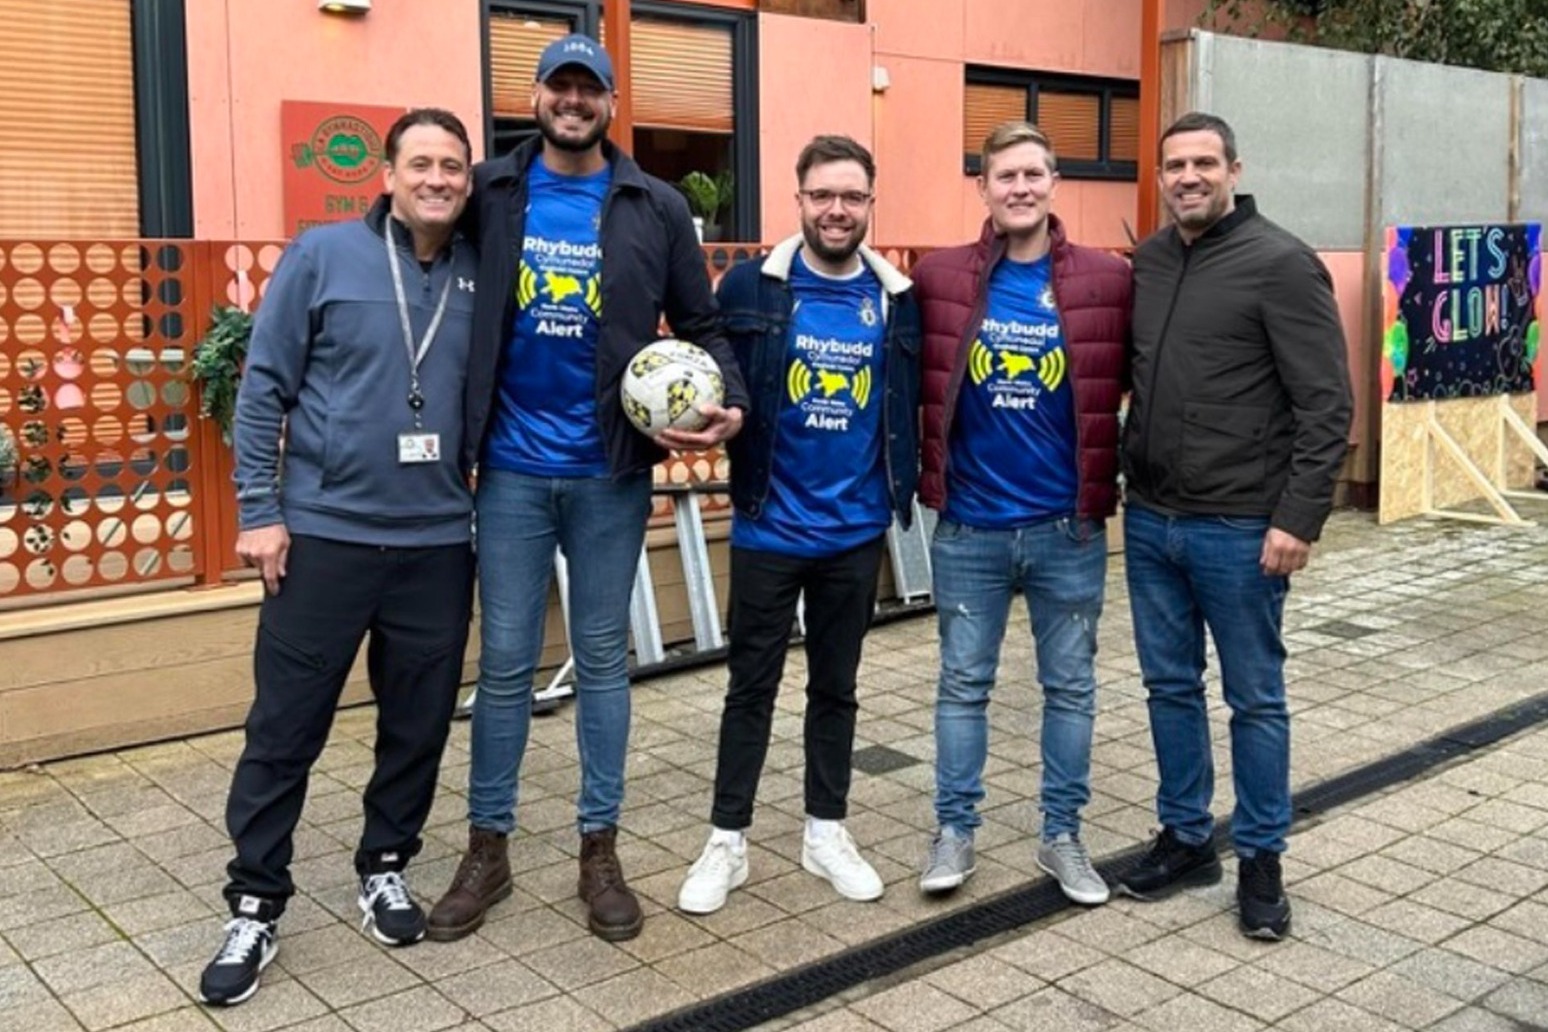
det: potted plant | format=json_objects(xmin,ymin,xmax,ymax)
[
  {"xmin": 678, "ymin": 169, "xmax": 733, "ymax": 242},
  {"xmin": 0, "ymin": 423, "xmax": 17, "ymax": 491},
  {"xmin": 190, "ymin": 305, "xmax": 254, "ymax": 445}
]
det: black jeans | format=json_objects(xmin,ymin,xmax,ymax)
[
  {"xmin": 223, "ymin": 534, "xmax": 474, "ymax": 916},
  {"xmin": 710, "ymin": 535, "xmax": 886, "ymax": 830}
]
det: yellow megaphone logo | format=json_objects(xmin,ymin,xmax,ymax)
[
  {"xmin": 787, "ymin": 359, "xmax": 873, "ymax": 408},
  {"xmin": 968, "ymin": 339, "xmax": 994, "ymax": 385},
  {"xmin": 516, "ymin": 262, "xmax": 539, "ymax": 309},
  {"xmin": 787, "ymin": 358, "xmax": 813, "ymax": 404},
  {"xmin": 850, "ymin": 366, "xmax": 872, "ymax": 408},
  {"xmin": 1038, "ymin": 348, "xmax": 1067, "ymax": 390}
]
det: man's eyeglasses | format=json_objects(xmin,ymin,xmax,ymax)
[{"xmin": 798, "ymin": 189, "xmax": 873, "ymax": 210}]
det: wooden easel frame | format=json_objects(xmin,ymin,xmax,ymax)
[{"xmin": 1421, "ymin": 396, "xmax": 1548, "ymax": 526}]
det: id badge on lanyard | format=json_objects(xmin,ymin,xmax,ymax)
[{"xmin": 386, "ymin": 220, "xmax": 451, "ymax": 465}]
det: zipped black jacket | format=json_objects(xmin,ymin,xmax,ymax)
[
  {"xmin": 461, "ymin": 138, "xmax": 749, "ymax": 477},
  {"xmin": 1123, "ymin": 196, "xmax": 1353, "ymax": 542}
]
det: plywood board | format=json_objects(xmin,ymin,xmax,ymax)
[{"xmin": 1379, "ymin": 394, "xmax": 1540, "ymax": 523}]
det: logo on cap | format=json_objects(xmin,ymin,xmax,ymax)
[{"xmin": 536, "ymin": 33, "xmax": 615, "ymax": 91}]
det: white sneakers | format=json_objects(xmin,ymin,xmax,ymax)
[
  {"xmin": 677, "ymin": 832, "xmax": 749, "ymax": 914},
  {"xmin": 801, "ymin": 823, "xmax": 884, "ymax": 902},
  {"xmin": 678, "ymin": 820, "xmax": 884, "ymax": 914}
]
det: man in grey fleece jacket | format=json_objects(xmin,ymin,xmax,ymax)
[{"xmin": 199, "ymin": 109, "xmax": 479, "ymax": 1008}]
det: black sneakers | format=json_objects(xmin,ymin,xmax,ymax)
[
  {"xmin": 198, "ymin": 900, "xmax": 278, "ymax": 1006},
  {"xmin": 1116, "ymin": 827, "xmax": 1223, "ymax": 900},
  {"xmin": 359, "ymin": 870, "xmax": 427, "ymax": 946},
  {"xmin": 1238, "ymin": 852, "xmax": 1292, "ymax": 940}
]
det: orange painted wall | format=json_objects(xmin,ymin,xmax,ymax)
[
  {"xmin": 952, "ymin": 179, "xmax": 1137, "ymax": 252},
  {"xmin": 755, "ymin": 14, "xmax": 873, "ymax": 242},
  {"xmin": 1321, "ymin": 251, "xmax": 1370, "ymax": 453},
  {"xmin": 866, "ymin": 0, "xmax": 1191, "ymax": 246},
  {"xmin": 185, "ymin": 1, "xmax": 484, "ymax": 239}
]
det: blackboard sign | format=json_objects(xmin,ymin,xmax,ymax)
[{"xmin": 1382, "ymin": 224, "xmax": 1541, "ymax": 402}]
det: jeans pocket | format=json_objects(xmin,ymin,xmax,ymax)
[
  {"xmin": 1215, "ymin": 515, "xmax": 1271, "ymax": 532},
  {"xmin": 1060, "ymin": 517, "xmax": 1106, "ymax": 545},
  {"xmin": 933, "ymin": 519, "xmax": 970, "ymax": 543}
]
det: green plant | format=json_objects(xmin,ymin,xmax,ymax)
[
  {"xmin": 1202, "ymin": 0, "xmax": 1548, "ymax": 77},
  {"xmin": 678, "ymin": 169, "xmax": 734, "ymax": 223},
  {"xmin": 190, "ymin": 305, "xmax": 254, "ymax": 445},
  {"xmin": 0, "ymin": 424, "xmax": 17, "ymax": 482}
]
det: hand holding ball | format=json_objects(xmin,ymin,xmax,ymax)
[{"xmin": 620, "ymin": 339, "xmax": 725, "ymax": 437}]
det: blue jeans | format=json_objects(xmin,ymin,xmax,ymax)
[
  {"xmin": 468, "ymin": 468, "xmax": 653, "ymax": 834},
  {"xmin": 932, "ymin": 517, "xmax": 1107, "ymax": 840},
  {"xmin": 1123, "ymin": 505, "xmax": 1291, "ymax": 857}
]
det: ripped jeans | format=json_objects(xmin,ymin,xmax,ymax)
[{"xmin": 930, "ymin": 517, "xmax": 1108, "ymax": 840}]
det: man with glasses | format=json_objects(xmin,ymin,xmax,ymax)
[
  {"xmin": 912, "ymin": 121, "xmax": 1130, "ymax": 906},
  {"xmin": 676, "ymin": 135, "xmax": 921, "ymax": 914}
]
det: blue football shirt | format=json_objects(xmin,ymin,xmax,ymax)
[
  {"xmin": 483, "ymin": 161, "xmax": 610, "ymax": 476},
  {"xmin": 944, "ymin": 255, "xmax": 1077, "ymax": 528},
  {"xmin": 732, "ymin": 253, "xmax": 891, "ymax": 557}
]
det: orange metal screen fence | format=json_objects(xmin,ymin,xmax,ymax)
[{"xmin": 0, "ymin": 240, "xmax": 929, "ymax": 606}]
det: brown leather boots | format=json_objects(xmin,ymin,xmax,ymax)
[
  {"xmin": 428, "ymin": 824, "xmax": 643, "ymax": 942},
  {"xmin": 578, "ymin": 827, "xmax": 642, "ymax": 941},
  {"xmin": 426, "ymin": 826, "xmax": 512, "ymax": 941}
]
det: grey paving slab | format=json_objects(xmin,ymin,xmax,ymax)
[{"xmin": 7, "ymin": 514, "xmax": 1548, "ymax": 1031}]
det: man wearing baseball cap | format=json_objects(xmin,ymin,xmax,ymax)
[{"xmin": 428, "ymin": 33, "xmax": 748, "ymax": 943}]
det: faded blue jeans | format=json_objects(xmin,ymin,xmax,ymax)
[
  {"xmin": 468, "ymin": 468, "xmax": 653, "ymax": 835},
  {"xmin": 932, "ymin": 516, "xmax": 1107, "ymax": 841},
  {"xmin": 1123, "ymin": 505, "xmax": 1291, "ymax": 857}
]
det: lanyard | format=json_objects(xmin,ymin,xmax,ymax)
[{"xmin": 384, "ymin": 218, "xmax": 452, "ymax": 430}]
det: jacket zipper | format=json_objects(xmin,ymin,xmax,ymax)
[
  {"xmin": 880, "ymin": 291, "xmax": 897, "ymax": 514},
  {"xmin": 1046, "ymin": 252, "xmax": 1081, "ymax": 517},
  {"xmin": 1137, "ymin": 243, "xmax": 1192, "ymax": 498}
]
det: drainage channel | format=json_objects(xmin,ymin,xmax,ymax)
[{"xmin": 623, "ymin": 688, "xmax": 1548, "ymax": 1032}]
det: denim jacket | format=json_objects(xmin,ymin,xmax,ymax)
[{"xmin": 717, "ymin": 235, "xmax": 922, "ymax": 528}]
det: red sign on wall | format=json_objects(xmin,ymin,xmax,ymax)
[{"xmin": 281, "ymin": 101, "xmax": 404, "ymax": 237}]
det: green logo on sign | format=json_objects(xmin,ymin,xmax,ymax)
[{"xmin": 292, "ymin": 115, "xmax": 383, "ymax": 185}]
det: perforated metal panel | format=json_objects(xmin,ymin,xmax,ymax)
[{"xmin": 0, "ymin": 241, "xmax": 202, "ymax": 597}]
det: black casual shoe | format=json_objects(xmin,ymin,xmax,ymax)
[
  {"xmin": 359, "ymin": 871, "xmax": 426, "ymax": 946},
  {"xmin": 198, "ymin": 915, "xmax": 277, "ymax": 1006},
  {"xmin": 1237, "ymin": 852, "xmax": 1292, "ymax": 940},
  {"xmin": 1116, "ymin": 827, "xmax": 1222, "ymax": 900}
]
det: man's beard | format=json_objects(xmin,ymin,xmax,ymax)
[
  {"xmin": 538, "ymin": 107, "xmax": 609, "ymax": 152},
  {"xmin": 1169, "ymin": 193, "xmax": 1228, "ymax": 231},
  {"xmin": 801, "ymin": 219, "xmax": 865, "ymax": 266}
]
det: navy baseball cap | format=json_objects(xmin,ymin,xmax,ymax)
[{"xmin": 535, "ymin": 33, "xmax": 615, "ymax": 92}]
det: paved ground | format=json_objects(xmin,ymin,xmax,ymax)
[{"xmin": 3, "ymin": 509, "xmax": 1548, "ymax": 1032}]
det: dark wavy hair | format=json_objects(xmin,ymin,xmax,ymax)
[
  {"xmin": 385, "ymin": 108, "xmax": 472, "ymax": 165},
  {"xmin": 796, "ymin": 135, "xmax": 876, "ymax": 187}
]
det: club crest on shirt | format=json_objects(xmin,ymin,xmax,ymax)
[
  {"xmin": 858, "ymin": 295, "xmax": 878, "ymax": 327},
  {"xmin": 1039, "ymin": 284, "xmax": 1057, "ymax": 312}
]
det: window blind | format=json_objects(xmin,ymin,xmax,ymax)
[
  {"xmin": 631, "ymin": 18, "xmax": 733, "ymax": 133},
  {"xmin": 1036, "ymin": 89, "xmax": 1101, "ymax": 164},
  {"xmin": 963, "ymin": 82, "xmax": 1026, "ymax": 159},
  {"xmin": 488, "ymin": 13, "xmax": 572, "ymax": 119},
  {"xmin": 0, "ymin": 0, "xmax": 138, "ymax": 237}
]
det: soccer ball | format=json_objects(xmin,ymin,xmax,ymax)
[{"xmin": 620, "ymin": 338, "xmax": 725, "ymax": 436}]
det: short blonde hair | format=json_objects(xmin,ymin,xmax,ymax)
[{"xmin": 981, "ymin": 121, "xmax": 1058, "ymax": 174}]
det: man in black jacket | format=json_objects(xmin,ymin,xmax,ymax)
[
  {"xmin": 427, "ymin": 33, "xmax": 748, "ymax": 944},
  {"xmin": 1117, "ymin": 112, "xmax": 1352, "ymax": 941}
]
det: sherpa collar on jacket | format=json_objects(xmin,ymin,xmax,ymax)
[{"xmin": 759, "ymin": 234, "xmax": 913, "ymax": 296}]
